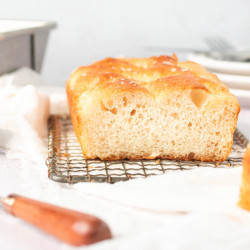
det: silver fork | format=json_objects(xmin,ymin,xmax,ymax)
[
  {"xmin": 204, "ymin": 36, "xmax": 250, "ymax": 62},
  {"xmin": 205, "ymin": 36, "xmax": 235, "ymax": 52}
]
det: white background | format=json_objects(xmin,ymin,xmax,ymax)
[{"xmin": 1, "ymin": 0, "xmax": 250, "ymax": 86}]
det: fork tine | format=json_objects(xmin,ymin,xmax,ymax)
[
  {"xmin": 205, "ymin": 36, "xmax": 234, "ymax": 51},
  {"xmin": 204, "ymin": 37, "xmax": 222, "ymax": 51},
  {"xmin": 216, "ymin": 37, "xmax": 234, "ymax": 50},
  {"xmin": 212, "ymin": 37, "xmax": 228, "ymax": 51}
]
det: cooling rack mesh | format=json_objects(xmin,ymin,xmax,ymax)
[{"xmin": 46, "ymin": 115, "xmax": 249, "ymax": 184}]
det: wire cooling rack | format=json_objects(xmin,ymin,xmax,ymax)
[{"xmin": 46, "ymin": 115, "xmax": 249, "ymax": 184}]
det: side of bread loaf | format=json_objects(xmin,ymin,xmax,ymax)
[
  {"xmin": 239, "ymin": 146, "xmax": 250, "ymax": 210},
  {"xmin": 66, "ymin": 55, "xmax": 240, "ymax": 161}
]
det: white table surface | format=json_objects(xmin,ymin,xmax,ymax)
[{"xmin": 0, "ymin": 108, "xmax": 249, "ymax": 250}]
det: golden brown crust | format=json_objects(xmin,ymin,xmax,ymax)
[
  {"xmin": 239, "ymin": 146, "xmax": 250, "ymax": 211},
  {"xmin": 66, "ymin": 54, "xmax": 240, "ymax": 161},
  {"xmin": 67, "ymin": 55, "xmax": 236, "ymax": 102}
]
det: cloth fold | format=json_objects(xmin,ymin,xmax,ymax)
[{"xmin": 0, "ymin": 68, "xmax": 68, "ymax": 161}]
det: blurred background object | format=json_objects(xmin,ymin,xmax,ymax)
[
  {"xmin": 0, "ymin": 0, "xmax": 249, "ymax": 86},
  {"xmin": 0, "ymin": 20, "xmax": 56, "ymax": 75},
  {"xmin": 204, "ymin": 36, "xmax": 250, "ymax": 62}
]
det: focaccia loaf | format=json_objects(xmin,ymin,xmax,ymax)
[{"xmin": 66, "ymin": 55, "xmax": 240, "ymax": 161}]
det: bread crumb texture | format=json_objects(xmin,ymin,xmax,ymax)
[{"xmin": 66, "ymin": 55, "xmax": 240, "ymax": 161}]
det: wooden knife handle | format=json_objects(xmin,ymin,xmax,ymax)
[{"xmin": 3, "ymin": 194, "xmax": 112, "ymax": 246}]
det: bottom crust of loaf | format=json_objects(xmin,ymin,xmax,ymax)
[{"xmin": 81, "ymin": 153, "xmax": 230, "ymax": 162}]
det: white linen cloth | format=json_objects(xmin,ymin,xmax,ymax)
[{"xmin": 0, "ymin": 68, "xmax": 250, "ymax": 250}]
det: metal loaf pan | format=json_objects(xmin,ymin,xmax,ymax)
[{"xmin": 0, "ymin": 20, "xmax": 56, "ymax": 75}]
